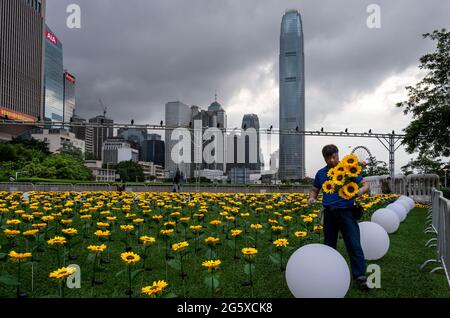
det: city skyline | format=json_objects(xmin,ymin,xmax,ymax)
[{"xmin": 44, "ymin": 0, "xmax": 450, "ymax": 176}]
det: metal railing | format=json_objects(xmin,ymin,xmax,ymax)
[
  {"xmin": 0, "ymin": 182, "xmax": 312, "ymax": 194},
  {"xmin": 420, "ymin": 188, "xmax": 450, "ymax": 287},
  {"xmin": 364, "ymin": 174, "xmax": 440, "ymax": 201}
]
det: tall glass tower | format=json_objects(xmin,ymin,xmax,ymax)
[
  {"xmin": 44, "ymin": 25, "xmax": 64, "ymax": 125},
  {"xmin": 279, "ymin": 9, "xmax": 305, "ymax": 181}
]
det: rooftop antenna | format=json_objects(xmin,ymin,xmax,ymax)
[
  {"xmin": 214, "ymin": 90, "xmax": 217, "ymax": 102},
  {"xmin": 99, "ymin": 99, "xmax": 107, "ymax": 117}
]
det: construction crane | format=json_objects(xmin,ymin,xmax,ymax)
[{"xmin": 99, "ymin": 99, "xmax": 108, "ymax": 117}]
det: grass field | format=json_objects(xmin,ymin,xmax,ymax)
[{"xmin": 0, "ymin": 191, "xmax": 448, "ymax": 298}]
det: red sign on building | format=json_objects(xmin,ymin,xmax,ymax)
[
  {"xmin": 0, "ymin": 107, "xmax": 37, "ymax": 122},
  {"xmin": 46, "ymin": 31, "xmax": 58, "ymax": 45},
  {"xmin": 65, "ymin": 73, "xmax": 76, "ymax": 84}
]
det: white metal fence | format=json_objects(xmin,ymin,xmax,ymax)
[
  {"xmin": 420, "ymin": 188, "xmax": 450, "ymax": 287},
  {"xmin": 364, "ymin": 174, "xmax": 440, "ymax": 201}
]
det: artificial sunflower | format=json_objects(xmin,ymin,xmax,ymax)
[
  {"xmin": 87, "ymin": 244, "xmax": 107, "ymax": 253},
  {"xmin": 322, "ymin": 180, "xmax": 335, "ymax": 194},
  {"xmin": 120, "ymin": 251, "xmax": 141, "ymax": 264},
  {"xmin": 230, "ymin": 229, "xmax": 242, "ymax": 237},
  {"xmin": 190, "ymin": 225, "xmax": 203, "ymax": 231},
  {"xmin": 61, "ymin": 228, "xmax": 78, "ymax": 236},
  {"xmin": 338, "ymin": 187, "xmax": 352, "ymax": 200},
  {"xmin": 250, "ymin": 223, "xmax": 263, "ymax": 230},
  {"xmin": 140, "ymin": 236, "xmax": 156, "ymax": 245},
  {"xmin": 295, "ymin": 231, "xmax": 307, "ymax": 238},
  {"xmin": 342, "ymin": 154, "xmax": 359, "ymax": 166},
  {"xmin": 332, "ymin": 171, "xmax": 346, "ymax": 186},
  {"xmin": 47, "ymin": 236, "xmax": 67, "ymax": 245},
  {"xmin": 8, "ymin": 250, "xmax": 32, "ymax": 261},
  {"xmin": 327, "ymin": 167, "xmax": 336, "ymax": 178},
  {"xmin": 273, "ymin": 238, "xmax": 289, "ymax": 247},
  {"xmin": 23, "ymin": 229, "xmax": 39, "ymax": 236},
  {"xmin": 334, "ymin": 163, "xmax": 346, "ymax": 174},
  {"xmin": 202, "ymin": 259, "xmax": 221, "ymax": 270},
  {"xmin": 343, "ymin": 182, "xmax": 359, "ymax": 198},
  {"xmin": 94, "ymin": 230, "xmax": 111, "ymax": 237},
  {"xmin": 49, "ymin": 267, "xmax": 77, "ymax": 280},
  {"xmin": 345, "ymin": 164, "xmax": 362, "ymax": 178},
  {"xmin": 4, "ymin": 229, "xmax": 20, "ymax": 237},
  {"xmin": 204, "ymin": 237, "xmax": 220, "ymax": 245},
  {"xmin": 171, "ymin": 241, "xmax": 189, "ymax": 252},
  {"xmin": 141, "ymin": 280, "xmax": 168, "ymax": 297},
  {"xmin": 241, "ymin": 247, "xmax": 258, "ymax": 256}
]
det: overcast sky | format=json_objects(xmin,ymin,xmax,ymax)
[{"xmin": 46, "ymin": 0, "xmax": 450, "ymax": 176}]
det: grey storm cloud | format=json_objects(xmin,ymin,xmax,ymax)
[{"xmin": 46, "ymin": 0, "xmax": 450, "ymax": 127}]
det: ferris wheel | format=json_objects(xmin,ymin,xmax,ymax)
[{"xmin": 351, "ymin": 146, "xmax": 372, "ymax": 163}]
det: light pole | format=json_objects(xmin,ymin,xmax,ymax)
[
  {"xmin": 15, "ymin": 171, "xmax": 28, "ymax": 182},
  {"xmin": 444, "ymin": 168, "xmax": 448, "ymax": 188},
  {"xmin": 106, "ymin": 162, "xmax": 114, "ymax": 182}
]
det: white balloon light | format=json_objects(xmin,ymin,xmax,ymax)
[
  {"xmin": 359, "ymin": 221, "xmax": 390, "ymax": 260},
  {"xmin": 371, "ymin": 208, "xmax": 400, "ymax": 234},
  {"xmin": 285, "ymin": 244, "xmax": 351, "ymax": 298},
  {"xmin": 396, "ymin": 199, "xmax": 411, "ymax": 213},
  {"xmin": 22, "ymin": 192, "xmax": 30, "ymax": 200},
  {"xmin": 398, "ymin": 196, "xmax": 415, "ymax": 211},
  {"xmin": 386, "ymin": 203, "xmax": 407, "ymax": 222}
]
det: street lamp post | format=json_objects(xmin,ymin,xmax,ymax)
[
  {"xmin": 15, "ymin": 171, "xmax": 28, "ymax": 182},
  {"xmin": 444, "ymin": 168, "xmax": 448, "ymax": 188}
]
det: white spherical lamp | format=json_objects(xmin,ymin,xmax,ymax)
[
  {"xmin": 359, "ymin": 221, "xmax": 390, "ymax": 260},
  {"xmin": 371, "ymin": 208, "xmax": 400, "ymax": 234},
  {"xmin": 285, "ymin": 244, "xmax": 351, "ymax": 298}
]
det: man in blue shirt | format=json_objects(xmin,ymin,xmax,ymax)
[{"xmin": 308, "ymin": 144, "xmax": 370, "ymax": 290}]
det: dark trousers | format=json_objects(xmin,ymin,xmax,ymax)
[{"xmin": 323, "ymin": 207, "xmax": 366, "ymax": 279}]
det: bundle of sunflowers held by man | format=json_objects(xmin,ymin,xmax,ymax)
[{"xmin": 321, "ymin": 154, "xmax": 363, "ymax": 200}]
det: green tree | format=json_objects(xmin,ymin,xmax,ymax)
[
  {"xmin": 116, "ymin": 160, "xmax": 144, "ymax": 182},
  {"xmin": 401, "ymin": 153, "xmax": 447, "ymax": 178},
  {"xmin": 396, "ymin": 29, "xmax": 450, "ymax": 157},
  {"xmin": 58, "ymin": 143, "xmax": 84, "ymax": 161},
  {"xmin": 10, "ymin": 137, "xmax": 50, "ymax": 155},
  {"xmin": 362, "ymin": 156, "xmax": 389, "ymax": 176}
]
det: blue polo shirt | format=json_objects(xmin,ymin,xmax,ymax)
[{"xmin": 313, "ymin": 166, "xmax": 363, "ymax": 208}]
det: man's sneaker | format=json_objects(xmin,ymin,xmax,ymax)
[{"xmin": 355, "ymin": 276, "xmax": 370, "ymax": 291}]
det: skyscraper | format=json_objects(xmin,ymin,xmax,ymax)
[
  {"xmin": 142, "ymin": 138, "xmax": 165, "ymax": 168},
  {"xmin": 88, "ymin": 115, "xmax": 113, "ymax": 160},
  {"xmin": 44, "ymin": 25, "xmax": 64, "ymax": 125},
  {"xmin": 0, "ymin": 0, "xmax": 46, "ymax": 123},
  {"xmin": 165, "ymin": 101, "xmax": 192, "ymax": 179},
  {"xmin": 71, "ymin": 114, "xmax": 93, "ymax": 155},
  {"xmin": 63, "ymin": 71, "xmax": 76, "ymax": 124},
  {"xmin": 241, "ymin": 114, "xmax": 262, "ymax": 172},
  {"xmin": 191, "ymin": 99, "xmax": 227, "ymax": 172},
  {"xmin": 279, "ymin": 9, "xmax": 305, "ymax": 181}
]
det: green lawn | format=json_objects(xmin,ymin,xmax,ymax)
[
  {"xmin": 346, "ymin": 207, "xmax": 450, "ymax": 298},
  {"xmin": 1, "ymin": 207, "xmax": 448, "ymax": 298}
]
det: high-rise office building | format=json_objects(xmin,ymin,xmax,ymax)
[
  {"xmin": 0, "ymin": 0, "xmax": 46, "ymax": 123},
  {"xmin": 142, "ymin": 139, "xmax": 165, "ymax": 168},
  {"xmin": 71, "ymin": 114, "xmax": 93, "ymax": 155},
  {"xmin": 117, "ymin": 127, "xmax": 147, "ymax": 159},
  {"xmin": 279, "ymin": 9, "xmax": 306, "ymax": 180},
  {"xmin": 102, "ymin": 138, "xmax": 139, "ymax": 165},
  {"xmin": 165, "ymin": 101, "xmax": 192, "ymax": 179},
  {"xmin": 63, "ymin": 71, "xmax": 76, "ymax": 124},
  {"xmin": 191, "ymin": 99, "xmax": 227, "ymax": 173},
  {"xmin": 89, "ymin": 115, "xmax": 113, "ymax": 160},
  {"xmin": 241, "ymin": 114, "xmax": 262, "ymax": 171},
  {"xmin": 43, "ymin": 25, "xmax": 64, "ymax": 125}
]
